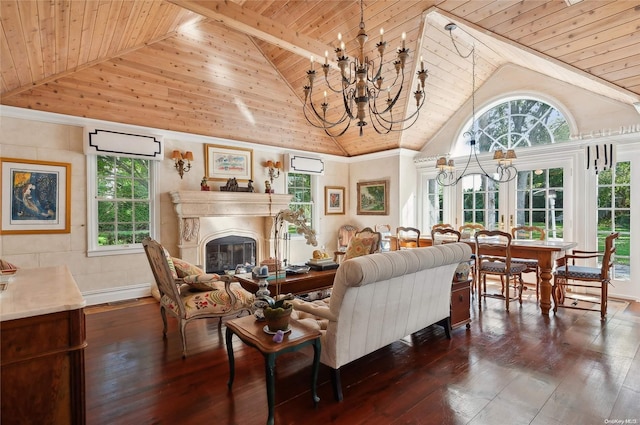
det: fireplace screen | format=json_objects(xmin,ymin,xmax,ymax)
[{"xmin": 206, "ymin": 236, "xmax": 256, "ymax": 274}]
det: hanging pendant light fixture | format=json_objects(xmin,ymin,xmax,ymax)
[
  {"xmin": 302, "ymin": 0, "xmax": 427, "ymax": 137},
  {"xmin": 436, "ymin": 23, "xmax": 517, "ymax": 186}
]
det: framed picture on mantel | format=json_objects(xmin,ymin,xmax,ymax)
[
  {"xmin": 357, "ymin": 180, "xmax": 388, "ymax": 215},
  {"xmin": 0, "ymin": 157, "xmax": 71, "ymax": 234},
  {"xmin": 205, "ymin": 144, "xmax": 253, "ymax": 181}
]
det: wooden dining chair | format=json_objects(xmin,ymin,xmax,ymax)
[
  {"xmin": 459, "ymin": 223, "xmax": 485, "ymax": 239},
  {"xmin": 432, "ymin": 223, "xmax": 454, "ymax": 231},
  {"xmin": 396, "ymin": 227, "xmax": 421, "ymax": 249},
  {"xmin": 475, "ymin": 230, "xmax": 527, "ymax": 311},
  {"xmin": 552, "ymin": 232, "xmax": 619, "ymax": 320},
  {"xmin": 511, "ymin": 225, "xmax": 546, "ymax": 300}
]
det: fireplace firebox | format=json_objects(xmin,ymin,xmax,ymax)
[{"xmin": 206, "ymin": 236, "xmax": 256, "ymax": 274}]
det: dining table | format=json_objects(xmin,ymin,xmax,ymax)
[{"xmin": 389, "ymin": 236, "xmax": 577, "ymax": 316}]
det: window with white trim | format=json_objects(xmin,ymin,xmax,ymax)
[
  {"xmin": 597, "ymin": 161, "xmax": 630, "ymax": 279},
  {"xmin": 88, "ymin": 155, "xmax": 157, "ymax": 255},
  {"xmin": 423, "ymin": 177, "xmax": 444, "ymax": 230},
  {"xmin": 461, "ymin": 174, "xmax": 499, "ymax": 227},
  {"xmin": 286, "ymin": 172, "xmax": 314, "ymax": 232},
  {"xmin": 516, "ymin": 167, "xmax": 564, "ymax": 239}
]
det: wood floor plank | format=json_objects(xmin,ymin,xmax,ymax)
[{"xmin": 85, "ymin": 292, "xmax": 640, "ymax": 425}]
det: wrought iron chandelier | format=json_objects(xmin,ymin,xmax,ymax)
[
  {"xmin": 302, "ymin": 0, "xmax": 427, "ymax": 137},
  {"xmin": 435, "ymin": 23, "xmax": 517, "ymax": 186}
]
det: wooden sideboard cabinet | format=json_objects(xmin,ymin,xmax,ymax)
[
  {"xmin": 451, "ymin": 279, "xmax": 472, "ymax": 329},
  {"xmin": 1, "ymin": 266, "xmax": 87, "ymax": 425}
]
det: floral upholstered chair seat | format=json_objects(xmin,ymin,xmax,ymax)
[{"xmin": 162, "ymin": 277, "xmax": 254, "ymax": 319}]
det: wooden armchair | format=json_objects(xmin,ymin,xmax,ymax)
[
  {"xmin": 142, "ymin": 237, "xmax": 254, "ymax": 357},
  {"xmin": 552, "ymin": 232, "xmax": 619, "ymax": 320}
]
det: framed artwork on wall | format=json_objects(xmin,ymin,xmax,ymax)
[
  {"xmin": 0, "ymin": 157, "xmax": 71, "ymax": 234},
  {"xmin": 357, "ymin": 180, "xmax": 388, "ymax": 215},
  {"xmin": 325, "ymin": 186, "xmax": 345, "ymax": 215},
  {"xmin": 204, "ymin": 144, "xmax": 253, "ymax": 181}
]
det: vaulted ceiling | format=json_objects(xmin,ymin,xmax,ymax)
[{"xmin": 2, "ymin": 1, "xmax": 639, "ymax": 157}]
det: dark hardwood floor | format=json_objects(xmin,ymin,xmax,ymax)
[{"xmin": 85, "ymin": 289, "xmax": 640, "ymax": 425}]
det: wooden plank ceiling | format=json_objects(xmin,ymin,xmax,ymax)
[{"xmin": 2, "ymin": 0, "xmax": 639, "ymax": 157}]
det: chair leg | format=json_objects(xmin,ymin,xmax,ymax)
[
  {"xmin": 535, "ymin": 267, "xmax": 540, "ymax": 301},
  {"xmin": 179, "ymin": 320, "xmax": 188, "ymax": 358},
  {"xmin": 601, "ymin": 281, "xmax": 608, "ymax": 321},
  {"xmin": 160, "ymin": 306, "xmax": 168, "ymax": 337},
  {"xmin": 505, "ymin": 276, "xmax": 510, "ymax": 312}
]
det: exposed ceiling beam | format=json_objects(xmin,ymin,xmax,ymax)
[{"xmin": 168, "ymin": 0, "xmax": 334, "ymax": 63}]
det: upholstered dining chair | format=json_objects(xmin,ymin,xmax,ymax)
[
  {"xmin": 142, "ymin": 237, "xmax": 254, "ymax": 357},
  {"xmin": 552, "ymin": 232, "xmax": 619, "ymax": 321},
  {"xmin": 511, "ymin": 225, "xmax": 546, "ymax": 300},
  {"xmin": 432, "ymin": 223, "xmax": 454, "ymax": 231},
  {"xmin": 334, "ymin": 224, "xmax": 358, "ymax": 262},
  {"xmin": 475, "ymin": 230, "xmax": 527, "ymax": 311},
  {"xmin": 375, "ymin": 224, "xmax": 392, "ymax": 252},
  {"xmin": 334, "ymin": 227, "xmax": 382, "ymax": 262},
  {"xmin": 396, "ymin": 227, "xmax": 421, "ymax": 249}
]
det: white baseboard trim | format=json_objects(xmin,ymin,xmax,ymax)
[{"xmin": 82, "ymin": 283, "xmax": 152, "ymax": 306}]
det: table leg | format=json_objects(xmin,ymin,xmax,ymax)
[
  {"xmin": 311, "ymin": 338, "xmax": 321, "ymax": 406},
  {"xmin": 538, "ymin": 256, "xmax": 554, "ymax": 316},
  {"xmin": 265, "ymin": 353, "xmax": 276, "ymax": 425},
  {"xmin": 225, "ymin": 327, "xmax": 235, "ymax": 389}
]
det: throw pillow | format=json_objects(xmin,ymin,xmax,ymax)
[
  {"xmin": 163, "ymin": 249, "xmax": 179, "ymax": 280},
  {"xmin": 0, "ymin": 259, "xmax": 18, "ymax": 271},
  {"xmin": 344, "ymin": 237, "xmax": 375, "ymax": 261},
  {"xmin": 171, "ymin": 257, "xmax": 204, "ymax": 278},
  {"xmin": 183, "ymin": 273, "xmax": 222, "ymax": 291}
]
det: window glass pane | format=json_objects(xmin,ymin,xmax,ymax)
[
  {"xmin": 464, "ymin": 99, "xmax": 570, "ymax": 152},
  {"xmin": 287, "ymin": 173, "xmax": 313, "ymax": 231},
  {"xmin": 596, "ymin": 161, "xmax": 631, "ymax": 279},
  {"xmin": 93, "ymin": 155, "xmax": 153, "ymax": 248}
]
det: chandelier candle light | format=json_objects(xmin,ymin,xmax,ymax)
[
  {"xmin": 435, "ymin": 23, "xmax": 517, "ymax": 186},
  {"xmin": 303, "ymin": 0, "xmax": 427, "ymax": 136}
]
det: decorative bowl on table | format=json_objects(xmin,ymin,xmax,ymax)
[{"xmin": 286, "ymin": 265, "xmax": 310, "ymax": 275}]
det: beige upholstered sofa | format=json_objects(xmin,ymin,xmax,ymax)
[{"xmin": 292, "ymin": 242, "xmax": 472, "ymax": 401}]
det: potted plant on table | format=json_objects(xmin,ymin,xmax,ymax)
[{"xmin": 258, "ymin": 208, "xmax": 317, "ymax": 333}]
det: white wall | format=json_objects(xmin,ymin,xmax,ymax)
[{"xmin": 0, "ymin": 110, "xmax": 360, "ymax": 304}]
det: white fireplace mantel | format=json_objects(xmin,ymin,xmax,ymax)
[{"xmin": 170, "ymin": 191, "xmax": 293, "ymax": 218}]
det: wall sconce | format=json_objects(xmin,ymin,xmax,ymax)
[
  {"xmin": 264, "ymin": 160, "xmax": 282, "ymax": 186},
  {"xmin": 172, "ymin": 150, "xmax": 193, "ymax": 179}
]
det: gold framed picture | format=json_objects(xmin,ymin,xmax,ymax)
[
  {"xmin": 1, "ymin": 157, "xmax": 71, "ymax": 234},
  {"xmin": 325, "ymin": 186, "xmax": 345, "ymax": 215},
  {"xmin": 357, "ymin": 180, "xmax": 388, "ymax": 215},
  {"xmin": 204, "ymin": 144, "xmax": 253, "ymax": 181}
]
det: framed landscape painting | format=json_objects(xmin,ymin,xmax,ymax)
[
  {"xmin": 357, "ymin": 180, "xmax": 388, "ymax": 215},
  {"xmin": 205, "ymin": 144, "xmax": 253, "ymax": 181},
  {"xmin": 325, "ymin": 186, "xmax": 345, "ymax": 215},
  {"xmin": 1, "ymin": 157, "xmax": 71, "ymax": 234}
]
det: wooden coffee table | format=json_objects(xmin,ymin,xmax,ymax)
[
  {"xmin": 234, "ymin": 268, "xmax": 336, "ymax": 296},
  {"xmin": 225, "ymin": 315, "xmax": 321, "ymax": 425}
]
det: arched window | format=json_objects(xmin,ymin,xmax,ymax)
[{"xmin": 457, "ymin": 98, "xmax": 570, "ymax": 153}]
